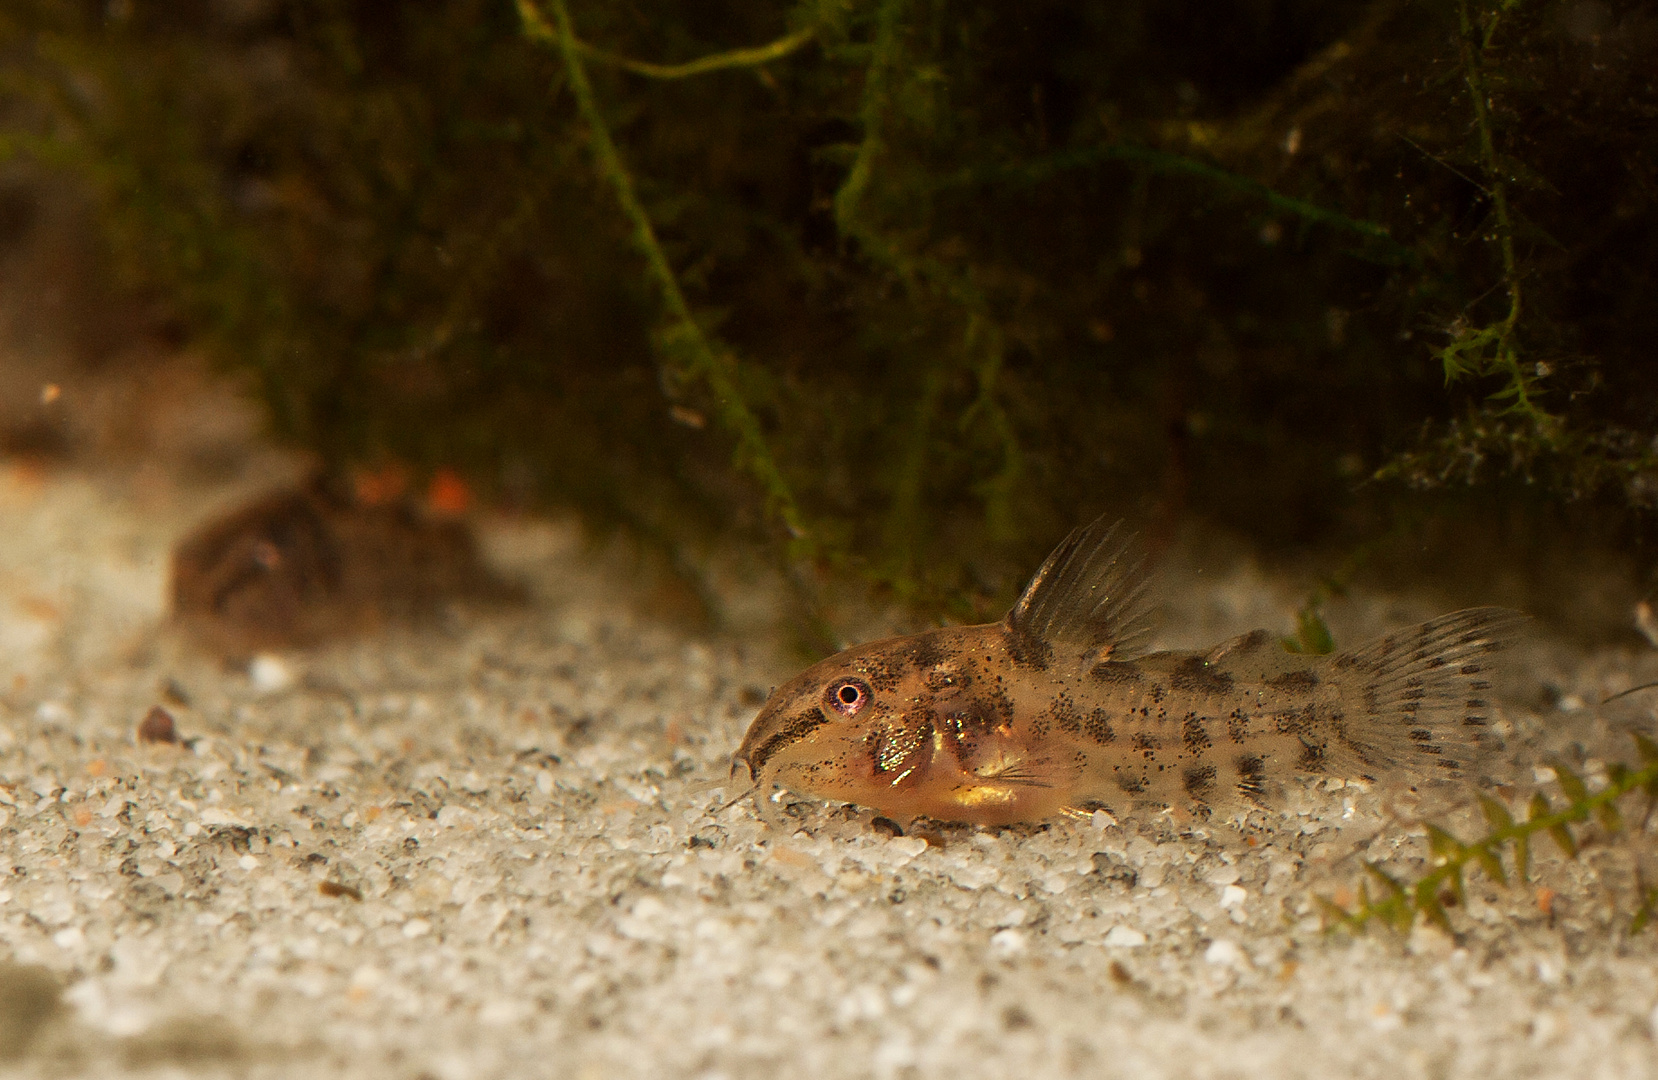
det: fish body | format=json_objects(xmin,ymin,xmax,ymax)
[{"xmin": 735, "ymin": 518, "xmax": 1524, "ymax": 826}]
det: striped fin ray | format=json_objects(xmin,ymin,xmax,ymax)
[{"xmin": 1004, "ymin": 516, "xmax": 1152, "ymax": 664}]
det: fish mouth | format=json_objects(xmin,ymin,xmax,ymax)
[
  {"xmin": 732, "ymin": 698, "xmax": 783, "ymax": 773},
  {"xmin": 728, "ymin": 754, "xmax": 756, "ymax": 785}
]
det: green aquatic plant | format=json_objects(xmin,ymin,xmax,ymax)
[
  {"xmin": 1432, "ymin": 0, "xmax": 1554, "ymax": 438},
  {"xmin": 1323, "ymin": 732, "xmax": 1658, "ymax": 934},
  {"xmin": 518, "ymin": 0, "xmax": 816, "ymax": 556}
]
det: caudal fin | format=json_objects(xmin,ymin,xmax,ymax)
[{"xmin": 1331, "ymin": 607, "xmax": 1528, "ymax": 782}]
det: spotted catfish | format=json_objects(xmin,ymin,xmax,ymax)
[{"xmin": 734, "ymin": 517, "xmax": 1525, "ymax": 826}]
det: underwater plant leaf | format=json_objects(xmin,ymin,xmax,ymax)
[
  {"xmin": 1477, "ymin": 794, "xmax": 1514, "ymax": 832},
  {"xmin": 1472, "ymin": 843, "xmax": 1507, "ymax": 887},
  {"xmin": 1425, "ymin": 824, "xmax": 1463, "ymax": 864},
  {"xmin": 1514, "ymin": 833, "xmax": 1531, "ymax": 884},
  {"xmin": 1546, "ymin": 821, "xmax": 1577, "ymax": 860},
  {"xmin": 1415, "ymin": 881, "xmax": 1451, "ymax": 931},
  {"xmin": 1446, "ymin": 866, "xmax": 1467, "ymax": 906},
  {"xmin": 1365, "ymin": 863, "xmax": 1408, "ymax": 901},
  {"xmin": 1281, "ymin": 606, "xmax": 1335, "ymax": 656},
  {"xmin": 1316, "ymin": 896, "xmax": 1354, "ymax": 928},
  {"xmin": 1549, "ymin": 761, "xmax": 1588, "ymax": 805}
]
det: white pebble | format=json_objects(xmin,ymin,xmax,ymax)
[
  {"xmin": 1204, "ymin": 939, "xmax": 1242, "ymax": 966},
  {"xmin": 1103, "ymin": 925, "xmax": 1147, "ymax": 948},
  {"xmin": 1220, "ymin": 884, "xmax": 1248, "ymax": 909},
  {"xmin": 402, "ymin": 918, "xmax": 432, "ymax": 938},
  {"xmin": 885, "ymin": 836, "xmax": 929, "ymax": 863},
  {"xmin": 630, "ymin": 896, "xmax": 667, "ymax": 920},
  {"xmin": 248, "ymin": 654, "xmax": 296, "ymax": 695},
  {"xmin": 988, "ymin": 929, "xmax": 1027, "ymax": 957}
]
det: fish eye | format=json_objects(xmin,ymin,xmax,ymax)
[{"xmin": 826, "ymin": 678, "xmax": 871, "ymax": 716}]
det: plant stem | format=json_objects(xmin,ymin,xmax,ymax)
[
  {"xmin": 578, "ymin": 26, "xmax": 815, "ymax": 81},
  {"xmin": 1455, "ymin": 0, "xmax": 1547, "ymax": 428},
  {"xmin": 1334, "ymin": 755, "xmax": 1658, "ymax": 931},
  {"xmin": 521, "ymin": 0, "xmax": 812, "ymax": 549},
  {"xmin": 833, "ymin": 0, "xmax": 909, "ymax": 276}
]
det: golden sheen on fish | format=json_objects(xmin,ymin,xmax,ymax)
[{"xmin": 735, "ymin": 517, "xmax": 1525, "ymax": 826}]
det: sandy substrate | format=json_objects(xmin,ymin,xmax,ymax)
[{"xmin": 0, "ymin": 459, "xmax": 1655, "ymax": 1080}]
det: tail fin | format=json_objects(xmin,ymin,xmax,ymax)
[{"xmin": 1331, "ymin": 607, "xmax": 1528, "ymax": 782}]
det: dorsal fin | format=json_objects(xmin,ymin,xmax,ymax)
[{"xmin": 1004, "ymin": 516, "xmax": 1151, "ymax": 664}]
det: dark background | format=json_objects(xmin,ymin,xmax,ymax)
[{"xmin": 1, "ymin": 0, "xmax": 1655, "ymax": 634}]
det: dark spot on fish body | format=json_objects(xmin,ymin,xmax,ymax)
[
  {"xmin": 1182, "ymin": 715, "xmax": 1211, "ymax": 754},
  {"xmin": 1085, "ymin": 708, "xmax": 1116, "ymax": 744},
  {"xmin": 1271, "ymin": 705, "xmax": 1319, "ymax": 737},
  {"xmin": 1182, "ymin": 764, "xmax": 1217, "ymax": 800},
  {"xmin": 1005, "ymin": 628, "xmax": 1053, "ymax": 671},
  {"xmin": 1089, "ymin": 661, "xmax": 1142, "ymax": 684},
  {"xmin": 925, "ymin": 667, "xmax": 971, "ymax": 693},
  {"xmin": 1049, "ymin": 694, "xmax": 1083, "ymax": 735},
  {"xmin": 1408, "ymin": 728, "xmax": 1433, "ymax": 742},
  {"xmin": 988, "ymin": 686, "xmax": 1017, "ymax": 726},
  {"xmin": 859, "ymin": 657, "xmax": 902, "ymax": 692},
  {"xmin": 1362, "ymin": 686, "xmax": 1380, "ymax": 713},
  {"xmin": 749, "ymin": 707, "xmax": 830, "ymax": 772},
  {"xmin": 1235, "ymin": 754, "xmax": 1268, "ymax": 806},
  {"xmin": 1225, "ymin": 710, "xmax": 1251, "ymax": 743},
  {"xmin": 1266, "ymin": 670, "xmax": 1319, "ymax": 693},
  {"xmin": 1132, "ymin": 732, "xmax": 1161, "ymax": 760},
  {"xmin": 1149, "ymin": 683, "xmax": 1167, "ymax": 705},
  {"xmin": 1172, "ymin": 656, "xmax": 1235, "ymax": 695},
  {"xmin": 1114, "ymin": 769, "xmax": 1146, "ymax": 794},
  {"xmin": 904, "ymin": 633, "xmax": 948, "ymax": 671},
  {"xmin": 1296, "ymin": 739, "xmax": 1326, "ymax": 771}
]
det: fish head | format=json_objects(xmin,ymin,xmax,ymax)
[{"xmin": 735, "ymin": 632, "xmax": 962, "ymax": 808}]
